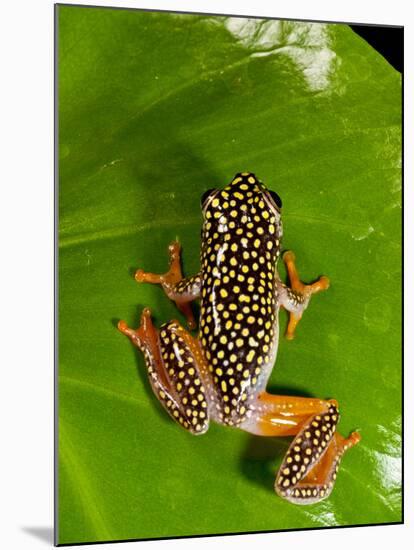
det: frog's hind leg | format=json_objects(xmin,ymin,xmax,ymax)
[
  {"xmin": 277, "ymin": 429, "xmax": 361, "ymax": 504},
  {"xmin": 240, "ymin": 393, "xmax": 360, "ymax": 504},
  {"xmin": 278, "ymin": 251, "xmax": 330, "ymax": 340},
  {"xmin": 118, "ymin": 308, "xmax": 209, "ymax": 434},
  {"xmin": 135, "ymin": 241, "xmax": 201, "ymax": 329},
  {"xmin": 274, "ymin": 402, "xmax": 360, "ymax": 504}
]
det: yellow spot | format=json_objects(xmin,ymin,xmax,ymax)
[
  {"xmin": 221, "ymin": 380, "xmax": 227, "ymax": 392},
  {"xmin": 246, "ymin": 350, "xmax": 255, "ymax": 362},
  {"xmin": 220, "ymin": 288, "xmax": 228, "ymax": 298}
]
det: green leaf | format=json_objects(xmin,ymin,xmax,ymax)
[{"xmin": 58, "ymin": 6, "xmax": 402, "ymax": 545}]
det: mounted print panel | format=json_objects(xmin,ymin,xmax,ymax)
[{"xmin": 56, "ymin": 4, "xmax": 402, "ymax": 545}]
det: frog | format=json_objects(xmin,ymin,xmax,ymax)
[{"xmin": 118, "ymin": 172, "xmax": 360, "ymax": 504}]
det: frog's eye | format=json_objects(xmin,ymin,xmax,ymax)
[
  {"xmin": 269, "ymin": 190, "xmax": 282, "ymax": 209},
  {"xmin": 201, "ymin": 188, "xmax": 217, "ymax": 209}
]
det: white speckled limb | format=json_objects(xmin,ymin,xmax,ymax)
[
  {"xmin": 275, "ymin": 405, "xmax": 361, "ymax": 504},
  {"xmin": 118, "ymin": 309, "xmax": 209, "ymax": 434}
]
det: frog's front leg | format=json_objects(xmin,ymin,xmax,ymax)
[
  {"xmin": 241, "ymin": 393, "xmax": 360, "ymax": 504},
  {"xmin": 135, "ymin": 241, "xmax": 200, "ymax": 330},
  {"xmin": 278, "ymin": 251, "xmax": 330, "ymax": 339},
  {"xmin": 118, "ymin": 308, "xmax": 209, "ymax": 434}
]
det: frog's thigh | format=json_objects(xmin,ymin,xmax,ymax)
[
  {"xmin": 118, "ymin": 310, "xmax": 209, "ymax": 434},
  {"xmin": 240, "ymin": 392, "xmax": 334, "ymax": 436}
]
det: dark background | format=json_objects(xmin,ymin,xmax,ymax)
[{"xmin": 350, "ymin": 24, "xmax": 403, "ymax": 72}]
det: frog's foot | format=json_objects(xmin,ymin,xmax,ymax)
[
  {"xmin": 280, "ymin": 251, "xmax": 330, "ymax": 340},
  {"xmin": 134, "ymin": 241, "xmax": 200, "ymax": 330},
  {"xmin": 118, "ymin": 307, "xmax": 158, "ymax": 352}
]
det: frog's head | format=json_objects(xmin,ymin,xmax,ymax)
[{"xmin": 201, "ymin": 172, "xmax": 282, "ymax": 227}]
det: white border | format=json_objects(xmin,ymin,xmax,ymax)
[{"xmin": 0, "ymin": 1, "xmax": 411, "ymax": 549}]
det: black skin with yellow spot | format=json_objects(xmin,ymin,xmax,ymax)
[{"xmin": 199, "ymin": 173, "xmax": 282, "ymax": 425}]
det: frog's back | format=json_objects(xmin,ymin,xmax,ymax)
[{"xmin": 199, "ymin": 173, "xmax": 282, "ymax": 426}]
